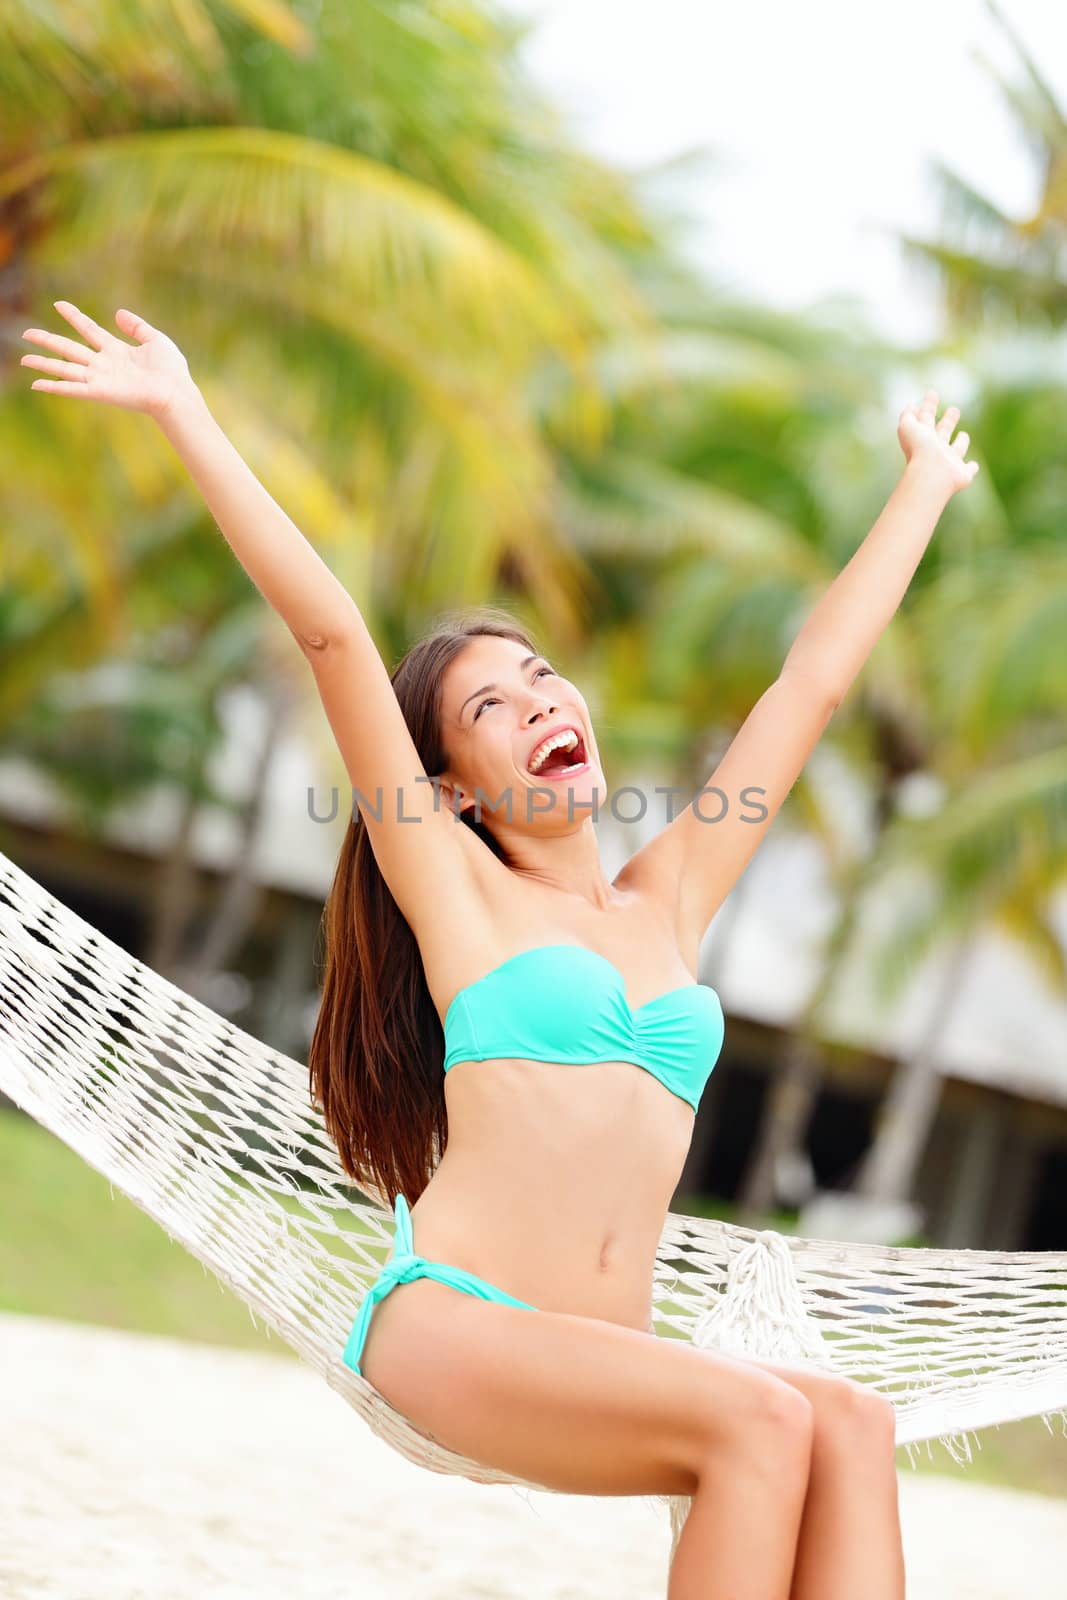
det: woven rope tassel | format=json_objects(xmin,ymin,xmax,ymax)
[
  {"xmin": 692, "ymin": 1230, "xmax": 833, "ymax": 1364},
  {"xmin": 657, "ymin": 1230, "xmax": 835, "ymax": 1570}
]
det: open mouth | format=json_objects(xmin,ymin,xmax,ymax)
[{"xmin": 526, "ymin": 729, "xmax": 589, "ymax": 779}]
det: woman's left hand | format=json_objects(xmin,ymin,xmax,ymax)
[{"xmin": 897, "ymin": 389, "xmax": 980, "ymax": 495}]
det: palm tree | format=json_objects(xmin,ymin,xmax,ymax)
[
  {"xmin": 890, "ymin": 0, "xmax": 1067, "ymax": 331},
  {"xmin": 1, "ymin": 1, "xmax": 922, "ymax": 1022},
  {"xmin": 737, "ymin": 397, "xmax": 1067, "ymax": 1224},
  {"xmin": 851, "ymin": 659, "xmax": 1067, "ymax": 1211},
  {"xmin": 730, "ymin": 0, "xmax": 1067, "ymax": 1222},
  {"xmin": 0, "ymin": 0, "xmax": 634, "ymax": 640},
  {"xmin": 0, "ymin": 0, "xmax": 665, "ymax": 998}
]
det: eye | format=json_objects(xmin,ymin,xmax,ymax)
[{"xmin": 473, "ymin": 665, "xmax": 556, "ymax": 722}]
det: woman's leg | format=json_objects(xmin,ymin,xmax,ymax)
[
  {"xmin": 362, "ymin": 1284, "xmax": 819, "ymax": 1598},
  {"xmin": 356, "ymin": 1196, "xmax": 818, "ymax": 1597},
  {"xmin": 668, "ymin": 1385, "xmax": 814, "ymax": 1600},
  {"xmin": 740, "ymin": 1359, "xmax": 906, "ymax": 1600}
]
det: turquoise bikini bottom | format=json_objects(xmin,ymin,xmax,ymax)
[{"xmin": 342, "ymin": 1192, "xmax": 538, "ymax": 1377}]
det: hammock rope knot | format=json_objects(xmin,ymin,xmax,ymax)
[{"xmin": 690, "ymin": 1228, "xmax": 834, "ymax": 1365}]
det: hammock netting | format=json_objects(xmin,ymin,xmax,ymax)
[{"xmin": 1, "ymin": 847, "xmax": 1065, "ymax": 1565}]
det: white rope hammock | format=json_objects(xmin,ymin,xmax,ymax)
[{"xmin": 2, "ymin": 847, "xmax": 1065, "ymax": 1569}]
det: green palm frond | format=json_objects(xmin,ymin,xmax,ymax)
[
  {"xmin": 911, "ymin": 549, "xmax": 1067, "ymax": 753},
  {"xmin": 894, "ymin": 2, "xmax": 1067, "ymax": 332},
  {"xmin": 580, "ymin": 328, "xmax": 811, "ymax": 412},
  {"xmin": 2, "ymin": 600, "xmax": 277, "ymax": 831},
  {"xmin": 209, "ymin": 0, "xmax": 315, "ymax": 52},
  {"xmin": 0, "ymin": 0, "xmax": 314, "ymax": 62},
  {"xmin": 851, "ymin": 743, "xmax": 1067, "ymax": 1007},
  {"xmin": 873, "ymin": 744, "xmax": 1067, "ymax": 898},
  {"xmin": 867, "ymin": 857, "xmax": 1067, "ymax": 1012},
  {"xmin": 925, "ymin": 157, "xmax": 1029, "ymax": 243},
  {"xmin": 979, "ymin": 0, "xmax": 1067, "ymax": 155},
  {"xmin": 0, "ymin": 0, "xmax": 313, "ymax": 142},
  {"xmin": 0, "ymin": 391, "xmax": 192, "ymax": 629},
  {"xmin": 3, "ymin": 127, "xmax": 592, "ymax": 377},
  {"xmin": 557, "ymin": 452, "xmax": 826, "ymax": 575},
  {"xmin": 993, "ymin": 882, "xmax": 1067, "ymax": 994},
  {"xmin": 896, "ymin": 235, "xmax": 1067, "ymax": 327},
  {"xmin": 0, "ymin": 507, "xmax": 254, "ymax": 731}
]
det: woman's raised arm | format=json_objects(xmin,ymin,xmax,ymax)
[
  {"xmin": 625, "ymin": 390, "xmax": 981, "ymax": 952},
  {"xmin": 19, "ymin": 302, "xmax": 496, "ymax": 934},
  {"xmin": 21, "ymin": 301, "xmax": 360, "ymax": 648}
]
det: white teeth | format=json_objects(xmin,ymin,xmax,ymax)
[{"xmin": 528, "ymin": 728, "xmax": 580, "ymax": 773}]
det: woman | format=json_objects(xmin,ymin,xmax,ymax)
[{"xmin": 20, "ymin": 301, "xmax": 979, "ymax": 1598}]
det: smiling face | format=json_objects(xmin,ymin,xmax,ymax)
[{"xmin": 437, "ymin": 634, "xmax": 604, "ymax": 831}]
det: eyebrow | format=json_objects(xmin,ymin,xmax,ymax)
[{"xmin": 459, "ymin": 654, "xmax": 543, "ymax": 720}]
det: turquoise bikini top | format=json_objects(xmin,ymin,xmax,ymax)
[{"xmin": 442, "ymin": 943, "xmax": 725, "ymax": 1113}]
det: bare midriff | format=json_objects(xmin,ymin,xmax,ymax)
[{"xmin": 405, "ymin": 1051, "xmax": 695, "ymax": 1333}]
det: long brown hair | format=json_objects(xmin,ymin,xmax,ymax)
[{"xmin": 308, "ymin": 606, "xmax": 539, "ymax": 1209}]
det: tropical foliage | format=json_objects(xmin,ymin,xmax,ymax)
[{"xmin": 1, "ymin": 0, "xmax": 1064, "ymax": 1242}]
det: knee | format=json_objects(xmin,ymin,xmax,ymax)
[
  {"xmin": 750, "ymin": 1383, "xmax": 815, "ymax": 1501},
  {"xmin": 729, "ymin": 1378, "xmax": 815, "ymax": 1473},
  {"xmin": 766, "ymin": 1381, "xmax": 817, "ymax": 1453},
  {"xmin": 818, "ymin": 1377, "xmax": 897, "ymax": 1454},
  {"xmin": 691, "ymin": 1372, "xmax": 814, "ymax": 1489},
  {"xmin": 697, "ymin": 1376, "xmax": 812, "ymax": 1497}
]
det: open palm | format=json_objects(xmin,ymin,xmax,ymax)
[{"xmin": 20, "ymin": 301, "xmax": 191, "ymax": 418}]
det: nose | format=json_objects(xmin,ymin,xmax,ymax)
[{"xmin": 525, "ymin": 697, "xmax": 559, "ymax": 723}]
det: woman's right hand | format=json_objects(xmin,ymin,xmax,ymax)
[
  {"xmin": 897, "ymin": 388, "xmax": 979, "ymax": 495},
  {"xmin": 20, "ymin": 301, "xmax": 194, "ymax": 420}
]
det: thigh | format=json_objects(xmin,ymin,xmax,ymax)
[{"xmin": 360, "ymin": 1278, "xmax": 812, "ymax": 1499}]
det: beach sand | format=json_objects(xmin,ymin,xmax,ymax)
[{"xmin": 2, "ymin": 1310, "xmax": 1065, "ymax": 1599}]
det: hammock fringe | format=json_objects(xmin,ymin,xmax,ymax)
[{"xmin": 901, "ymin": 1406, "xmax": 1067, "ymax": 1472}]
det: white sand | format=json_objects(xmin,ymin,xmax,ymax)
[{"xmin": 2, "ymin": 1310, "xmax": 1066, "ymax": 1599}]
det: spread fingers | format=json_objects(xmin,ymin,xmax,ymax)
[
  {"xmin": 21, "ymin": 328, "xmax": 93, "ymax": 364},
  {"xmin": 20, "ymin": 354, "xmax": 88, "ymax": 381}
]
